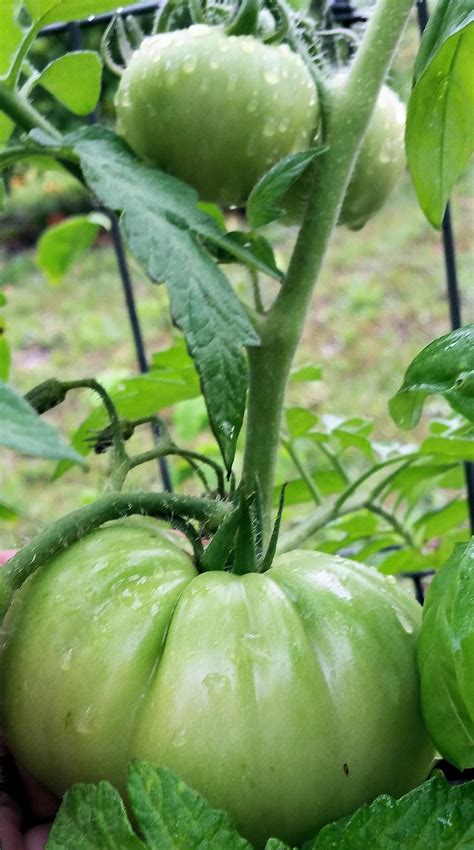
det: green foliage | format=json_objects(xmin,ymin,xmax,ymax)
[
  {"xmin": 47, "ymin": 762, "xmax": 474, "ymax": 850},
  {"xmin": 418, "ymin": 539, "xmax": 474, "ymax": 770},
  {"xmin": 305, "ymin": 776, "xmax": 474, "ymax": 849},
  {"xmin": 247, "ymin": 150, "xmax": 320, "ymax": 229},
  {"xmin": 37, "ymin": 213, "xmax": 108, "ymax": 283},
  {"xmin": 0, "ymin": 379, "xmax": 84, "ymax": 463},
  {"xmin": 36, "ymin": 52, "xmax": 103, "ymax": 115},
  {"xmin": 406, "ymin": 1, "xmax": 474, "ymax": 228},
  {"xmin": 390, "ymin": 325, "xmax": 474, "ymax": 429},
  {"xmin": 65, "ymin": 125, "xmax": 269, "ymax": 471}
]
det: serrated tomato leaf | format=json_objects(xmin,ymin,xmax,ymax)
[
  {"xmin": 46, "ymin": 781, "xmax": 146, "ymax": 850},
  {"xmin": 389, "ymin": 325, "xmax": 474, "ymax": 429},
  {"xmin": 69, "ymin": 126, "xmax": 261, "ymax": 471},
  {"xmin": 304, "ymin": 776, "xmax": 474, "ymax": 849},
  {"xmin": 0, "ymin": 380, "xmax": 84, "ymax": 464},
  {"xmin": 418, "ymin": 539, "xmax": 474, "ymax": 769},
  {"xmin": 247, "ymin": 149, "xmax": 320, "ymax": 229},
  {"xmin": 128, "ymin": 761, "xmax": 252, "ymax": 849}
]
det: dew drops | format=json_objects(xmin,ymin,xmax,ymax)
[
  {"xmin": 210, "ymin": 59, "xmax": 220, "ymax": 70},
  {"xmin": 60, "ymin": 648, "xmax": 73, "ymax": 671},
  {"xmin": 279, "ymin": 118, "xmax": 289, "ymax": 132},
  {"xmin": 219, "ymin": 41, "xmax": 230, "ymax": 53},
  {"xmin": 263, "ymin": 119, "xmax": 277, "ymax": 137},
  {"xmin": 182, "ymin": 54, "xmax": 197, "ymax": 74},
  {"xmin": 264, "ymin": 70, "xmax": 279, "ymax": 85},
  {"xmin": 247, "ymin": 99, "xmax": 258, "ymax": 113},
  {"xmin": 241, "ymin": 40, "xmax": 256, "ymax": 54}
]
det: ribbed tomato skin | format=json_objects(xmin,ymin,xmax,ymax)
[{"xmin": 2, "ymin": 525, "xmax": 434, "ymax": 848}]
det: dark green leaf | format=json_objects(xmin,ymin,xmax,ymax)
[
  {"xmin": 46, "ymin": 780, "xmax": 146, "ymax": 850},
  {"xmin": 414, "ymin": 0, "xmax": 474, "ymax": 82},
  {"xmin": 418, "ymin": 540, "xmax": 474, "ymax": 769},
  {"xmin": 37, "ymin": 52, "xmax": 102, "ymax": 115},
  {"xmin": 389, "ymin": 326, "xmax": 474, "ymax": 428},
  {"xmin": 128, "ymin": 761, "xmax": 252, "ymax": 849},
  {"xmin": 247, "ymin": 149, "xmax": 320, "ymax": 228},
  {"xmin": 265, "ymin": 840, "xmax": 293, "ymax": 850},
  {"xmin": 233, "ymin": 490, "xmax": 258, "ymax": 575},
  {"xmin": 305, "ymin": 776, "xmax": 474, "ymax": 849},
  {"xmin": 261, "ymin": 484, "xmax": 286, "ymax": 572},
  {"xmin": 407, "ymin": 6, "xmax": 474, "ymax": 228},
  {"xmin": 72, "ymin": 127, "xmax": 261, "ymax": 471},
  {"xmin": 206, "ymin": 230, "xmax": 282, "ymax": 279},
  {"xmin": 201, "ymin": 507, "xmax": 240, "ymax": 572},
  {"xmin": 0, "ymin": 380, "xmax": 84, "ymax": 464}
]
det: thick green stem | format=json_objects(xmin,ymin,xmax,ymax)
[
  {"xmin": 242, "ymin": 0, "xmax": 414, "ymax": 539},
  {"xmin": 0, "ymin": 492, "xmax": 231, "ymax": 618},
  {"xmin": 0, "ymin": 79, "xmax": 59, "ymax": 138}
]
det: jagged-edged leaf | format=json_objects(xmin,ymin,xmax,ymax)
[{"xmin": 71, "ymin": 127, "xmax": 261, "ymax": 470}]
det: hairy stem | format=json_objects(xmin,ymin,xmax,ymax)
[
  {"xmin": 242, "ymin": 0, "xmax": 414, "ymax": 541},
  {"xmin": 0, "ymin": 492, "xmax": 231, "ymax": 617}
]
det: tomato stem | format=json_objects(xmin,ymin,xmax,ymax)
[
  {"xmin": 0, "ymin": 492, "xmax": 232, "ymax": 619},
  {"xmin": 241, "ymin": 0, "xmax": 414, "ymax": 542}
]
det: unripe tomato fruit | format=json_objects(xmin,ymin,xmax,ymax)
[
  {"xmin": 115, "ymin": 25, "xmax": 318, "ymax": 205},
  {"xmin": 284, "ymin": 76, "xmax": 406, "ymax": 229},
  {"xmin": 1, "ymin": 522, "xmax": 434, "ymax": 848}
]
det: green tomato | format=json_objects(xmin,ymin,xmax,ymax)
[
  {"xmin": 2, "ymin": 522, "xmax": 434, "ymax": 848},
  {"xmin": 284, "ymin": 77, "xmax": 406, "ymax": 229},
  {"xmin": 115, "ymin": 25, "xmax": 318, "ymax": 206}
]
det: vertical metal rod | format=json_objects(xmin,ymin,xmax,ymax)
[
  {"xmin": 67, "ymin": 22, "xmax": 172, "ymax": 492},
  {"xmin": 415, "ymin": 0, "xmax": 473, "ymax": 535}
]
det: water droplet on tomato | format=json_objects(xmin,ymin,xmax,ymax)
[
  {"xmin": 264, "ymin": 70, "xmax": 279, "ymax": 85},
  {"xmin": 183, "ymin": 54, "xmax": 197, "ymax": 74},
  {"xmin": 241, "ymin": 40, "xmax": 256, "ymax": 54}
]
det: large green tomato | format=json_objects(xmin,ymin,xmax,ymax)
[
  {"xmin": 284, "ymin": 76, "xmax": 406, "ymax": 229},
  {"xmin": 115, "ymin": 25, "xmax": 318, "ymax": 206},
  {"xmin": 2, "ymin": 521, "xmax": 434, "ymax": 848}
]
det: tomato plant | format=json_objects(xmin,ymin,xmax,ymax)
[
  {"xmin": 115, "ymin": 25, "xmax": 318, "ymax": 205},
  {"xmin": 2, "ymin": 521, "xmax": 434, "ymax": 848},
  {"xmin": 0, "ymin": 0, "xmax": 473, "ymax": 848}
]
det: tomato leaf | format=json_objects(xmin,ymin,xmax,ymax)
[
  {"xmin": 0, "ymin": 380, "xmax": 85, "ymax": 464},
  {"xmin": 304, "ymin": 776, "xmax": 474, "ymax": 849},
  {"xmin": 418, "ymin": 539, "xmax": 474, "ymax": 770},
  {"xmin": 37, "ymin": 52, "xmax": 102, "ymax": 115},
  {"xmin": 46, "ymin": 780, "xmax": 147, "ymax": 850},
  {"xmin": 389, "ymin": 325, "xmax": 474, "ymax": 429},
  {"xmin": 201, "ymin": 507, "xmax": 240, "ymax": 572},
  {"xmin": 127, "ymin": 761, "xmax": 252, "ymax": 849},
  {"xmin": 406, "ymin": 0, "xmax": 474, "ymax": 229},
  {"xmin": 25, "ymin": 0, "xmax": 138, "ymax": 25},
  {"xmin": 0, "ymin": 0, "xmax": 24, "ymax": 80},
  {"xmin": 70, "ymin": 126, "xmax": 261, "ymax": 472},
  {"xmin": 247, "ymin": 149, "xmax": 320, "ymax": 229},
  {"xmin": 37, "ymin": 214, "xmax": 107, "ymax": 284}
]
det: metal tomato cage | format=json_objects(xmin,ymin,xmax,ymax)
[{"xmin": 35, "ymin": 1, "xmax": 472, "ymax": 544}]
